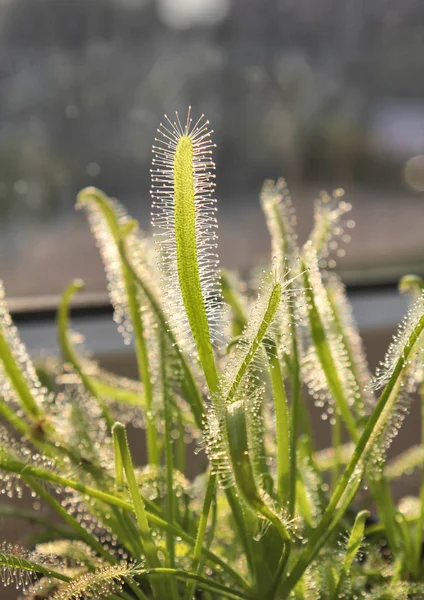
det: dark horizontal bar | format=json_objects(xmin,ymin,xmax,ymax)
[
  {"xmin": 9, "ymin": 291, "xmax": 112, "ymax": 325},
  {"xmin": 8, "ymin": 278, "xmax": 413, "ymax": 326},
  {"xmin": 12, "ymin": 302, "xmax": 113, "ymax": 325}
]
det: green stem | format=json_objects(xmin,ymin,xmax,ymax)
[
  {"xmin": 226, "ymin": 401, "xmax": 291, "ymax": 544},
  {"xmin": 112, "ymin": 423, "xmax": 161, "ymax": 568},
  {"xmin": 184, "ymin": 472, "xmax": 217, "ymax": 600},
  {"xmin": 265, "ymin": 190, "xmax": 290, "ymax": 268},
  {"xmin": 0, "ymin": 449, "xmax": 248, "ymax": 588},
  {"xmin": 324, "ymin": 277, "xmax": 399, "ymax": 550},
  {"xmin": 325, "ymin": 277, "xmax": 400, "ymax": 550},
  {"xmin": 113, "ymin": 427, "xmax": 124, "ymax": 492},
  {"xmin": 119, "ymin": 225, "xmax": 204, "ymax": 428},
  {"xmin": 102, "ymin": 508, "xmax": 139, "ymax": 559},
  {"xmin": 370, "ymin": 475, "xmax": 399, "ymax": 554},
  {"xmin": 0, "ymin": 285, "xmax": 106, "ymax": 478},
  {"xmin": 113, "ymin": 594, "xmax": 133, "ymax": 600},
  {"xmin": 113, "ymin": 422, "xmax": 168, "ymax": 600},
  {"xmin": 0, "ymin": 397, "xmax": 31, "ymax": 436},
  {"xmin": 0, "ymin": 326, "xmax": 42, "ymax": 419},
  {"xmin": 266, "ymin": 338, "xmax": 290, "ymax": 505},
  {"xmin": 0, "ymin": 388, "xmax": 103, "ymax": 483},
  {"xmin": 122, "ymin": 224, "xmax": 255, "ymax": 580},
  {"xmin": 268, "ymin": 540, "xmax": 292, "ymax": 600},
  {"xmin": 58, "ymin": 279, "xmax": 96, "ymax": 397},
  {"xmin": 78, "ymin": 189, "xmax": 158, "ymax": 463},
  {"xmin": 139, "ymin": 568, "xmax": 252, "ymax": 600},
  {"xmin": 331, "ymin": 411, "xmax": 341, "ymax": 492},
  {"xmin": 397, "ymin": 513, "xmax": 414, "ymax": 576},
  {"xmin": 125, "ymin": 577, "xmax": 149, "ymax": 600},
  {"xmin": 288, "ymin": 312, "xmax": 301, "ymax": 519},
  {"xmin": 331, "ymin": 510, "xmax": 369, "ymax": 600},
  {"xmin": 116, "ymin": 509, "xmax": 143, "ymax": 557},
  {"xmin": 222, "ymin": 279, "xmax": 292, "ymax": 586},
  {"xmin": 175, "ymin": 409, "xmax": 186, "ymax": 474},
  {"xmin": 414, "ymin": 381, "xmax": 424, "ymax": 578},
  {"xmin": 280, "ymin": 313, "xmax": 424, "ymax": 594},
  {"xmin": 325, "ymin": 283, "xmax": 365, "ymax": 417},
  {"xmin": 58, "ymin": 279, "xmax": 115, "ymax": 432},
  {"xmin": 224, "ymin": 486, "xmax": 255, "ymax": 581},
  {"xmin": 24, "ymin": 476, "xmax": 115, "ymax": 562},
  {"xmin": 302, "ymin": 265, "xmax": 357, "ymax": 440},
  {"xmin": 283, "ymin": 470, "xmax": 363, "ymax": 597},
  {"xmin": 123, "ymin": 262, "xmax": 159, "ymax": 465},
  {"xmin": 296, "ymin": 389, "xmax": 314, "ymax": 449},
  {"xmin": 261, "ymin": 180, "xmax": 307, "ymax": 518},
  {"xmin": 160, "ymin": 331, "xmax": 177, "ymax": 572},
  {"xmin": 226, "ymin": 282, "xmax": 282, "ymax": 405}
]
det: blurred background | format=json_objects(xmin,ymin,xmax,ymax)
[
  {"xmin": 1, "ymin": 3, "xmax": 424, "ymax": 596},
  {"xmin": 0, "ymin": 0, "xmax": 424, "ymax": 301}
]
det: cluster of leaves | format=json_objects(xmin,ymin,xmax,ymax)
[{"xmin": 0, "ymin": 111, "xmax": 424, "ymax": 599}]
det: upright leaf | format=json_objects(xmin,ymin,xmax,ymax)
[{"xmin": 151, "ymin": 110, "xmax": 223, "ymax": 392}]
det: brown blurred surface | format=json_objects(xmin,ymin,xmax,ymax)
[{"xmin": 1, "ymin": 186, "xmax": 424, "ymax": 300}]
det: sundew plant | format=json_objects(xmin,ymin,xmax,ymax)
[{"xmin": 0, "ymin": 110, "xmax": 424, "ymax": 600}]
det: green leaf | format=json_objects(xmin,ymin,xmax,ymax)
[
  {"xmin": 332, "ymin": 509, "xmax": 370, "ymax": 599},
  {"xmin": 119, "ymin": 220, "xmax": 205, "ymax": 429},
  {"xmin": 280, "ymin": 304, "xmax": 424, "ymax": 595},
  {"xmin": 0, "ymin": 543, "xmax": 70, "ymax": 592},
  {"xmin": 151, "ymin": 112, "xmax": 222, "ymax": 393},
  {"xmin": 77, "ymin": 188, "xmax": 159, "ymax": 464},
  {"xmin": 52, "ymin": 563, "xmax": 139, "ymax": 600},
  {"xmin": 308, "ymin": 188, "xmax": 352, "ymax": 264},
  {"xmin": 0, "ymin": 282, "xmax": 43, "ymax": 419},
  {"xmin": 301, "ymin": 249, "xmax": 358, "ymax": 441}
]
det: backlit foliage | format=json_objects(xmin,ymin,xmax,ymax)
[{"xmin": 0, "ymin": 110, "xmax": 423, "ymax": 599}]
